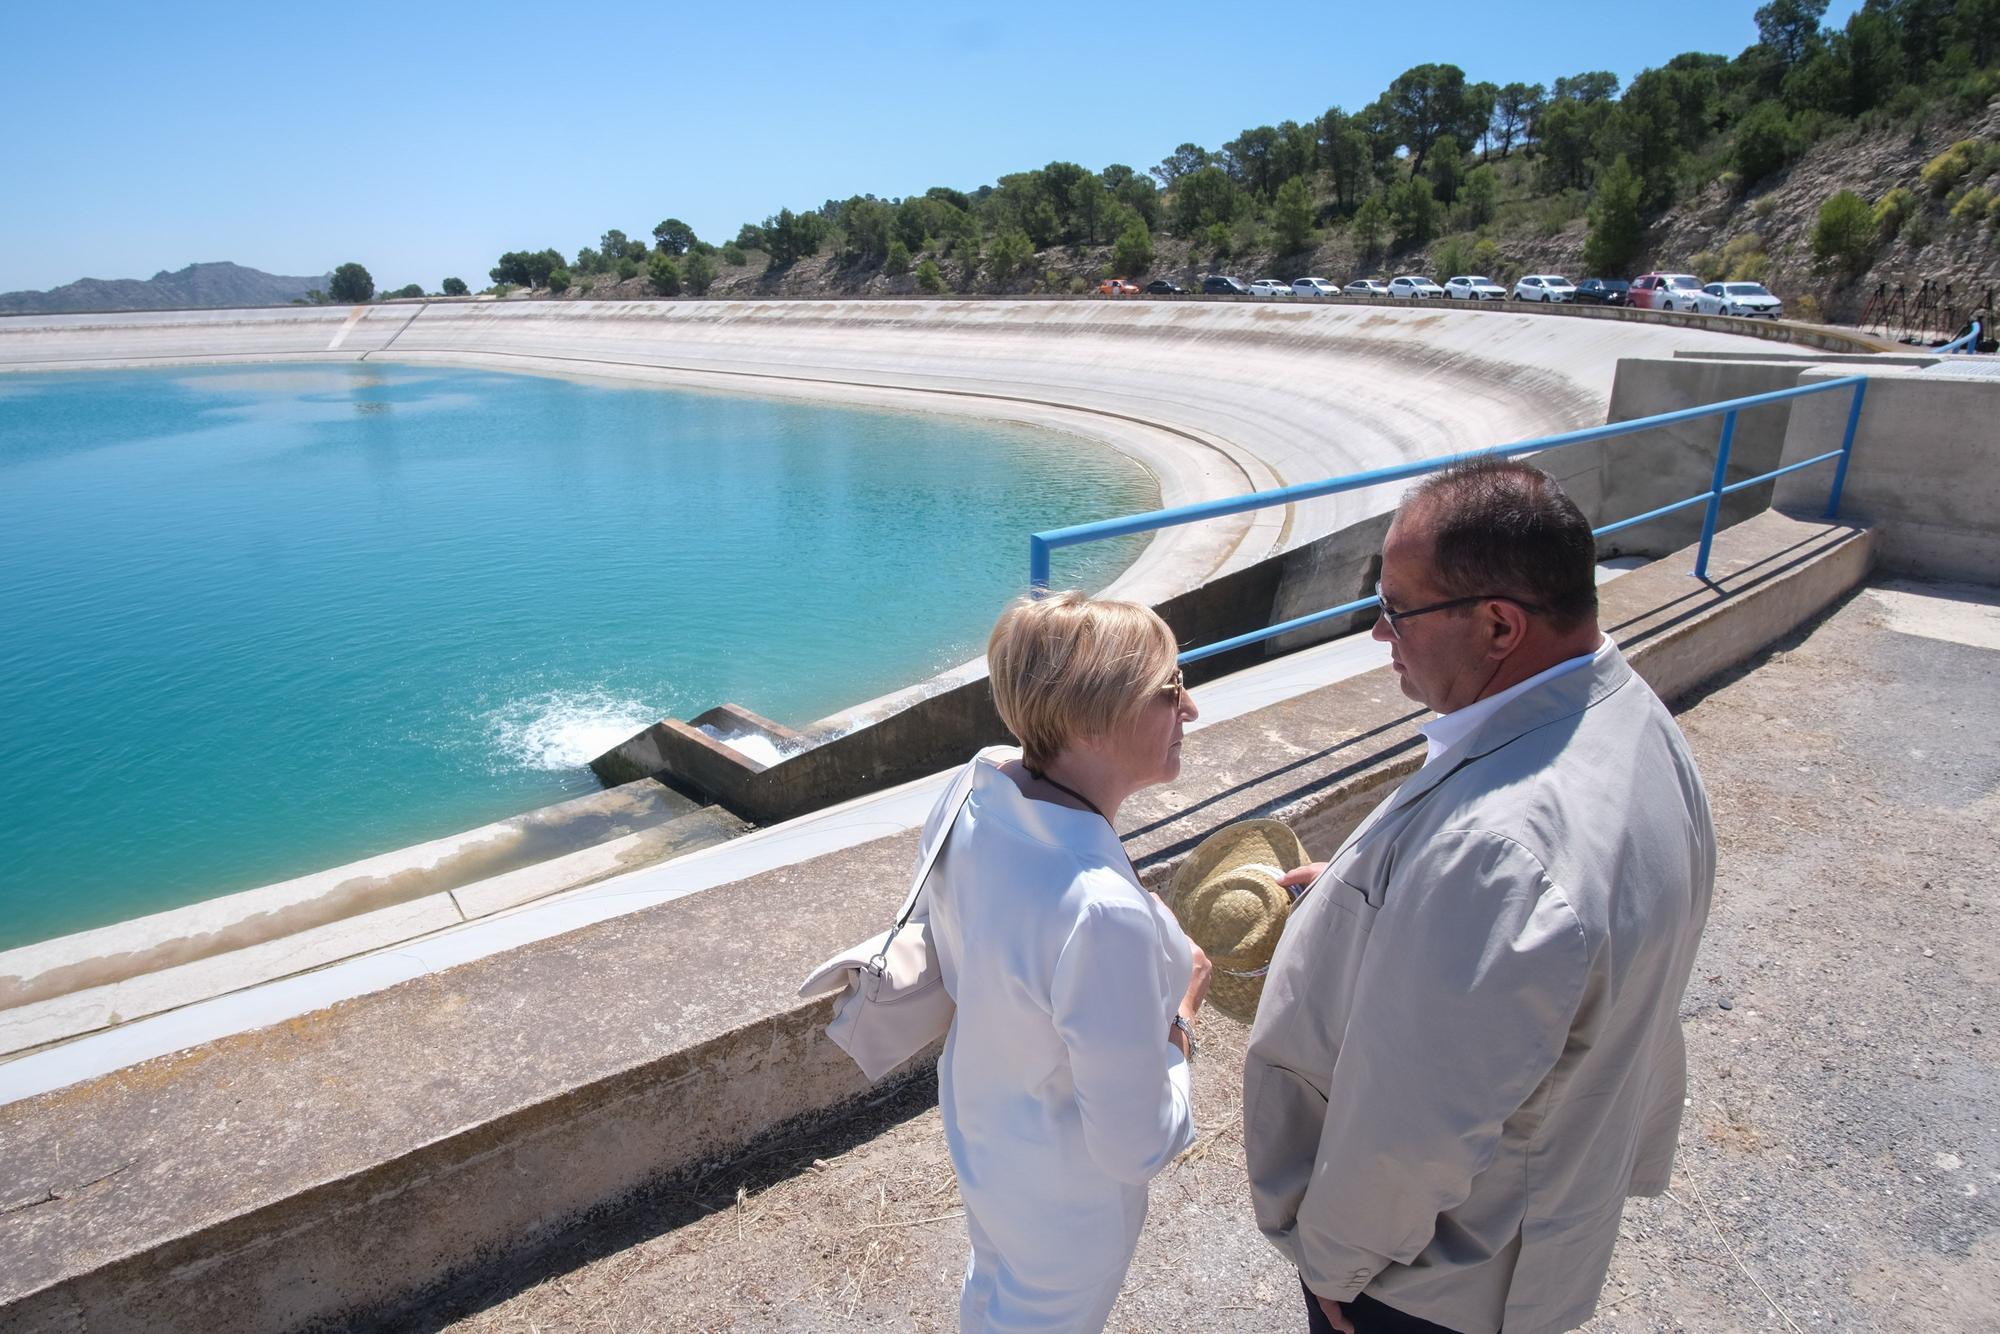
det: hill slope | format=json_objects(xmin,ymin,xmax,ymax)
[{"xmin": 0, "ymin": 262, "xmax": 332, "ymax": 315}]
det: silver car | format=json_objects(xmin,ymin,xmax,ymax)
[
  {"xmin": 1344, "ymin": 279, "xmax": 1390, "ymax": 298},
  {"xmin": 1695, "ymin": 282, "xmax": 1782, "ymax": 318}
]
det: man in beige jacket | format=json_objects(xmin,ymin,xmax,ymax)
[{"xmin": 1245, "ymin": 459, "xmax": 1715, "ymax": 1334}]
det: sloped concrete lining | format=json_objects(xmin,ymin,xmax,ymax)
[
  {"xmin": 0, "ymin": 511, "xmax": 1874, "ymax": 1333},
  {"xmin": 1775, "ymin": 366, "xmax": 2000, "ymax": 584},
  {"xmin": 0, "ymin": 299, "xmax": 1809, "ymax": 607}
]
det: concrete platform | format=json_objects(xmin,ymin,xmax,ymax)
[
  {"xmin": 0, "ymin": 510, "xmax": 1879, "ymax": 1332},
  {"xmin": 416, "ymin": 576, "xmax": 1997, "ymax": 1333}
]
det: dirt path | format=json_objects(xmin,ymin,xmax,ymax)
[{"xmin": 416, "ymin": 580, "xmax": 1999, "ymax": 1333}]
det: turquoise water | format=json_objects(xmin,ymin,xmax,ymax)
[{"xmin": 0, "ymin": 363, "xmax": 1154, "ymax": 949}]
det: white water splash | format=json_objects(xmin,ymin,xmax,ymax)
[
  {"xmin": 697, "ymin": 724, "xmax": 792, "ymax": 768},
  {"xmin": 487, "ymin": 690, "xmax": 659, "ymax": 771}
]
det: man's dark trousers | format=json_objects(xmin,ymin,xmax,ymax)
[{"xmin": 1301, "ymin": 1277, "xmax": 1468, "ymax": 1334}]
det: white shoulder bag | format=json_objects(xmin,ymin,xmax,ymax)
[{"xmin": 797, "ymin": 753, "xmax": 985, "ymax": 1082}]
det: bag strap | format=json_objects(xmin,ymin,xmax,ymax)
[{"xmin": 868, "ymin": 753, "xmax": 985, "ymax": 974}]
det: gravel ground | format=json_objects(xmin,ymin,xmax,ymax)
[{"xmin": 415, "ymin": 580, "xmax": 1998, "ymax": 1333}]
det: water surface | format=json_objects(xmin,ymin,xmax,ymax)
[{"xmin": 0, "ymin": 363, "xmax": 1154, "ymax": 947}]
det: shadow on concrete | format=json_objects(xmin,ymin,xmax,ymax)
[{"xmin": 388, "ymin": 1069, "xmax": 942, "ymax": 1333}]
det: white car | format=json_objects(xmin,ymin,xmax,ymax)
[
  {"xmin": 1696, "ymin": 281, "xmax": 1783, "ymax": 319},
  {"xmin": 1513, "ymin": 274, "xmax": 1576, "ymax": 302},
  {"xmin": 1445, "ymin": 275, "xmax": 1506, "ymax": 300},
  {"xmin": 1291, "ymin": 277, "xmax": 1339, "ymax": 298},
  {"xmin": 1388, "ymin": 275, "xmax": 1446, "ymax": 300},
  {"xmin": 1344, "ymin": 279, "xmax": 1390, "ymax": 298},
  {"xmin": 1248, "ymin": 279, "xmax": 1293, "ymax": 297}
]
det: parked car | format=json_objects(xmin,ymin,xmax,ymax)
[
  {"xmin": 1388, "ymin": 275, "xmax": 1446, "ymax": 299},
  {"xmin": 1573, "ymin": 278, "xmax": 1630, "ymax": 306},
  {"xmin": 1248, "ymin": 278, "xmax": 1294, "ymax": 297},
  {"xmin": 1343, "ymin": 279, "xmax": 1390, "ymax": 298},
  {"xmin": 1143, "ymin": 279, "xmax": 1187, "ymax": 295},
  {"xmin": 1512, "ymin": 274, "xmax": 1577, "ymax": 302},
  {"xmin": 1097, "ymin": 278, "xmax": 1142, "ymax": 296},
  {"xmin": 1291, "ymin": 277, "xmax": 1340, "ymax": 297},
  {"xmin": 1629, "ymin": 272, "xmax": 1705, "ymax": 311},
  {"xmin": 1444, "ymin": 275, "xmax": 1506, "ymax": 300},
  {"xmin": 1202, "ymin": 275, "xmax": 1251, "ymax": 296},
  {"xmin": 1695, "ymin": 281, "xmax": 1783, "ymax": 319}
]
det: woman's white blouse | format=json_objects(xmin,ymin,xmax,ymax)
[{"xmin": 921, "ymin": 752, "xmax": 1195, "ymax": 1328}]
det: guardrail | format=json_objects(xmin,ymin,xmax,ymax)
[
  {"xmin": 1938, "ymin": 319, "xmax": 1985, "ymax": 354},
  {"xmin": 1030, "ymin": 376, "xmax": 1870, "ymax": 664}
]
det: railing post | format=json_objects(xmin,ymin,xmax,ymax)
[
  {"xmin": 1029, "ymin": 534, "xmax": 1051, "ymax": 596},
  {"xmin": 1693, "ymin": 410, "xmax": 1738, "ymax": 581},
  {"xmin": 1825, "ymin": 378, "xmax": 1867, "ymax": 520}
]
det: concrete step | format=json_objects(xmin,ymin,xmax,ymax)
[{"xmin": 0, "ymin": 800, "xmax": 750, "ymax": 1061}]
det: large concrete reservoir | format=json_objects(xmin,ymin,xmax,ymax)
[{"xmin": 10, "ymin": 296, "xmax": 1990, "ymax": 1331}]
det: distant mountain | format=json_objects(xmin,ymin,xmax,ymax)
[{"xmin": 0, "ymin": 262, "xmax": 334, "ymax": 315}]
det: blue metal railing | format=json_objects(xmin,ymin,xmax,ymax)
[
  {"xmin": 1030, "ymin": 375, "xmax": 1870, "ymax": 665},
  {"xmin": 1938, "ymin": 319, "xmax": 1984, "ymax": 354}
]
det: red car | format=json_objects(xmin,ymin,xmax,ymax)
[{"xmin": 1628, "ymin": 272, "xmax": 1705, "ymax": 312}]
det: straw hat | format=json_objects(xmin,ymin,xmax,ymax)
[{"xmin": 1167, "ymin": 819, "xmax": 1310, "ymax": 1024}]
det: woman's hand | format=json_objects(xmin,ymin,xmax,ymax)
[{"xmin": 1182, "ymin": 943, "xmax": 1213, "ymax": 1016}]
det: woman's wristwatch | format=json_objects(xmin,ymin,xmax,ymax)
[{"xmin": 1170, "ymin": 1013, "xmax": 1199, "ymax": 1061}]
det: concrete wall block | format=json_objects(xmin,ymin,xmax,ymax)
[
  {"xmin": 4, "ymin": 1004, "xmax": 892, "ymax": 1333},
  {"xmin": 1594, "ymin": 358, "xmax": 1810, "ymax": 556},
  {"xmin": 1776, "ymin": 371, "xmax": 2000, "ymax": 584}
]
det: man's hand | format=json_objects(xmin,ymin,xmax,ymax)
[
  {"xmin": 1279, "ymin": 862, "xmax": 1328, "ymax": 894},
  {"xmin": 1316, "ymin": 1293, "xmax": 1357, "ymax": 1334}
]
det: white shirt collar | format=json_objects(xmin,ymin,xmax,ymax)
[{"xmin": 1418, "ymin": 635, "xmax": 1613, "ymax": 770}]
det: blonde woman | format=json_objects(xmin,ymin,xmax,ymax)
[{"xmin": 922, "ymin": 591, "xmax": 1211, "ymax": 1332}]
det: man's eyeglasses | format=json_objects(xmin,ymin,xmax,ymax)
[{"xmin": 1374, "ymin": 581, "xmax": 1547, "ymax": 641}]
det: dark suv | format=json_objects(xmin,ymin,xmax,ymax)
[
  {"xmin": 1202, "ymin": 275, "xmax": 1250, "ymax": 296},
  {"xmin": 1574, "ymin": 279, "xmax": 1630, "ymax": 306},
  {"xmin": 1144, "ymin": 279, "xmax": 1187, "ymax": 295}
]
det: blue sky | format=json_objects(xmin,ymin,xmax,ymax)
[{"xmin": 0, "ymin": 0, "xmax": 1862, "ymax": 294}]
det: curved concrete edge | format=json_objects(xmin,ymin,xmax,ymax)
[{"xmin": 0, "ymin": 510, "xmax": 1876, "ymax": 1331}]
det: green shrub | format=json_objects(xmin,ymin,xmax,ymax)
[
  {"xmin": 1688, "ymin": 249, "xmax": 1721, "ymax": 280},
  {"xmin": 615, "ymin": 257, "xmax": 640, "ymax": 281},
  {"xmin": 1205, "ymin": 221, "xmax": 1232, "ymax": 257},
  {"xmin": 915, "ymin": 259, "xmax": 945, "ymax": 293},
  {"xmin": 720, "ymin": 242, "xmax": 747, "ymax": 267},
  {"xmin": 487, "ymin": 283, "xmax": 515, "ymax": 298},
  {"xmin": 1873, "ymin": 187, "xmax": 1917, "ymax": 240},
  {"xmin": 1733, "ymin": 104, "xmax": 1797, "ymax": 186},
  {"xmin": 1113, "ymin": 219, "xmax": 1154, "ymax": 275},
  {"xmin": 1067, "ymin": 275, "xmax": 1089, "ymax": 295},
  {"xmin": 1720, "ymin": 233, "xmax": 1769, "ymax": 283},
  {"xmin": 1901, "ymin": 209, "xmax": 1932, "ymax": 247},
  {"xmin": 1584, "ymin": 159, "xmax": 1641, "ymax": 275},
  {"xmin": 985, "ymin": 229, "xmax": 1034, "ymax": 284},
  {"xmin": 441, "ymin": 277, "xmax": 468, "ymax": 297},
  {"xmin": 886, "ymin": 239, "xmax": 912, "ymax": 277},
  {"xmin": 1433, "ymin": 235, "xmax": 1475, "ymax": 279},
  {"xmin": 646, "ymin": 253, "xmax": 681, "ymax": 296},
  {"xmin": 1921, "ymin": 141, "xmax": 1980, "ymax": 196},
  {"xmin": 1751, "ymin": 193, "xmax": 1781, "ymax": 222},
  {"xmin": 1812, "ymin": 190, "xmax": 1877, "ymax": 271},
  {"xmin": 683, "ymin": 251, "xmax": 716, "ymax": 296},
  {"xmin": 1989, "ymin": 194, "xmax": 2000, "ymax": 229},
  {"xmin": 546, "ymin": 267, "xmax": 571, "ymax": 294},
  {"xmin": 1950, "ymin": 187, "xmax": 1993, "ymax": 227}
]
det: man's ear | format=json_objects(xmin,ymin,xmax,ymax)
[{"xmin": 1483, "ymin": 598, "xmax": 1532, "ymax": 659}]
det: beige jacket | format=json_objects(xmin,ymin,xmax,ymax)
[{"xmin": 1244, "ymin": 644, "xmax": 1714, "ymax": 1334}]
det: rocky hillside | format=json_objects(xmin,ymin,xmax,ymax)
[
  {"xmin": 550, "ymin": 98, "xmax": 1999, "ymax": 343},
  {"xmin": 0, "ymin": 261, "xmax": 332, "ymax": 315}
]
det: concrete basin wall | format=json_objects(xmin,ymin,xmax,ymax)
[{"xmin": 0, "ymin": 299, "xmax": 1799, "ymax": 607}]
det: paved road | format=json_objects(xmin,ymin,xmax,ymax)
[{"xmin": 418, "ymin": 579, "xmax": 1999, "ymax": 1333}]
